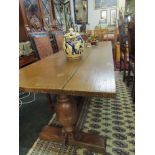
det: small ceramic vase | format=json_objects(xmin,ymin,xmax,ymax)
[{"xmin": 64, "ymin": 28, "xmax": 84, "ymax": 59}]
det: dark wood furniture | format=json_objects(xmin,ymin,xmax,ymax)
[
  {"xmin": 19, "ymin": 0, "xmax": 60, "ymax": 53},
  {"xmin": 118, "ymin": 21, "xmax": 129, "ymax": 81},
  {"xmin": 29, "ymin": 32, "xmax": 54, "ymax": 59},
  {"xmin": 94, "ymin": 29, "xmax": 109, "ymax": 41},
  {"xmin": 19, "ymin": 42, "xmax": 116, "ymax": 153},
  {"xmin": 19, "ymin": 0, "xmax": 55, "ymax": 32},
  {"xmin": 19, "ymin": 53, "xmax": 38, "ymax": 68},
  {"xmin": 127, "ymin": 21, "xmax": 135, "ymax": 101},
  {"xmin": 28, "ymin": 32, "xmax": 55, "ymax": 109}
]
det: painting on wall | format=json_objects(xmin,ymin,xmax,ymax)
[
  {"xmin": 110, "ymin": 9, "xmax": 117, "ymax": 25},
  {"xmin": 64, "ymin": 1, "xmax": 73, "ymax": 31},
  {"xmin": 100, "ymin": 10, "xmax": 107, "ymax": 24},
  {"xmin": 74, "ymin": 0, "xmax": 88, "ymax": 24}
]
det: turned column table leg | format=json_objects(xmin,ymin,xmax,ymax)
[
  {"xmin": 55, "ymin": 95, "xmax": 77, "ymax": 142},
  {"xmin": 39, "ymin": 94, "xmax": 106, "ymax": 153}
]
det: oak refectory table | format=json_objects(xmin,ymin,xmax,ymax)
[{"xmin": 19, "ymin": 42, "xmax": 116, "ymax": 153}]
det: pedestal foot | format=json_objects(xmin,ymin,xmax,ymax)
[
  {"xmin": 39, "ymin": 126, "xmax": 65, "ymax": 142},
  {"xmin": 70, "ymin": 132, "xmax": 106, "ymax": 153},
  {"xmin": 39, "ymin": 95, "xmax": 106, "ymax": 153}
]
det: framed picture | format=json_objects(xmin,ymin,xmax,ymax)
[
  {"xmin": 73, "ymin": 0, "xmax": 88, "ymax": 24},
  {"xmin": 110, "ymin": 9, "xmax": 117, "ymax": 25},
  {"xmin": 64, "ymin": 1, "xmax": 72, "ymax": 31},
  {"xmin": 94, "ymin": 0, "xmax": 117, "ymax": 10},
  {"xmin": 100, "ymin": 10, "xmax": 107, "ymax": 24}
]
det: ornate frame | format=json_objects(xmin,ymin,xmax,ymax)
[{"xmin": 73, "ymin": 0, "xmax": 88, "ymax": 24}]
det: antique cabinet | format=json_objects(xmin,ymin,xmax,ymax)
[
  {"xmin": 19, "ymin": 0, "xmax": 73, "ymax": 33},
  {"xmin": 19, "ymin": 0, "xmax": 60, "ymax": 53},
  {"xmin": 19, "ymin": 0, "xmax": 56, "ymax": 32}
]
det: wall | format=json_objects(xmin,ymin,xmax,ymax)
[
  {"xmin": 70, "ymin": 0, "xmax": 125, "ymax": 30},
  {"xmin": 117, "ymin": 0, "xmax": 126, "ymax": 15},
  {"xmin": 87, "ymin": 2, "xmax": 117, "ymax": 29}
]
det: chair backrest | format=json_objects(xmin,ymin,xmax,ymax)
[
  {"xmin": 101, "ymin": 28, "xmax": 109, "ymax": 41},
  {"xmin": 29, "ymin": 32, "xmax": 53, "ymax": 59},
  {"xmin": 94, "ymin": 29, "xmax": 102, "ymax": 41},
  {"xmin": 94, "ymin": 29, "xmax": 108, "ymax": 41},
  {"xmin": 53, "ymin": 31, "xmax": 64, "ymax": 51}
]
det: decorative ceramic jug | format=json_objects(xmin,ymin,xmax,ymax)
[{"xmin": 64, "ymin": 28, "xmax": 84, "ymax": 59}]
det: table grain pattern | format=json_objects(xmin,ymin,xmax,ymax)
[{"xmin": 19, "ymin": 42, "xmax": 116, "ymax": 97}]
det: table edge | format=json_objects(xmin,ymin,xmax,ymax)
[{"xmin": 19, "ymin": 87, "xmax": 116, "ymax": 98}]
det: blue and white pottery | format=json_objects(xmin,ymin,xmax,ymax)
[{"xmin": 64, "ymin": 28, "xmax": 84, "ymax": 59}]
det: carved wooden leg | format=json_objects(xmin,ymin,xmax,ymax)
[
  {"xmin": 39, "ymin": 95, "xmax": 75, "ymax": 142},
  {"xmin": 40, "ymin": 94, "xmax": 106, "ymax": 153},
  {"xmin": 55, "ymin": 95, "xmax": 77, "ymax": 142},
  {"xmin": 123, "ymin": 61, "xmax": 126, "ymax": 82},
  {"xmin": 120, "ymin": 59, "xmax": 122, "ymax": 72}
]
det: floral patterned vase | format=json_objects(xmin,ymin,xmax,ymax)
[{"xmin": 64, "ymin": 28, "xmax": 84, "ymax": 59}]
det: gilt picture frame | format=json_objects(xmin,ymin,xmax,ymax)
[{"xmin": 73, "ymin": 0, "xmax": 88, "ymax": 24}]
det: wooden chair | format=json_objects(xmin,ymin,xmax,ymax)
[
  {"xmin": 118, "ymin": 22, "xmax": 129, "ymax": 82},
  {"xmin": 93, "ymin": 28, "xmax": 109, "ymax": 41},
  {"xmin": 29, "ymin": 32, "xmax": 55, "ymax": 109},
  {"xmin": 127, "ymin": 21, "xmax": 135, "ymax": 102},
  {"xmin": 119, "ymin": 18, "xmax": 135, "ymax": 102},
  {"xmin": 49, "ymin": 31, "xmax": 64, "ymax": 53},
  {"xmin": 111, "ymin": 28, "xmax": 119, "ymax": 63},
  {"xmin": 94, "ymin": 29, "xmax": 101, "ymax": 41},
  {"xmin": 54, "ymin": 33, "xmax": 64, "ymax": 51},
  {"xmin": 101, "ymin": 28, "xmax": 109, "ymax": 41},
  {"xmin": 29, "ymin": 32, "xmax": 53, "ymax": 59}
]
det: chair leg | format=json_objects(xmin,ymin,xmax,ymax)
[
  {"xmin": 120, "ymin": 59, "xmax": 122, "ymax": 72},
  {"xmin": 123, "ymin": 69, "xmax": 126, "ymax": 82},
  {"xmin": 127, "ymin": 64, "xmax": 131, "ymax": 86},
  {"xmin": 123, "ymin": 62, "xmax": 126, "ymax": 82},
  {"xmin": 132, "ymin": 79, "xmax": 135, "ymax": 102}
]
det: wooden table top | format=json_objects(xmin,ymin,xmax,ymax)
[{"xmin": 19, "ymin": 42, "xmax": 116, "ymax": 98}]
